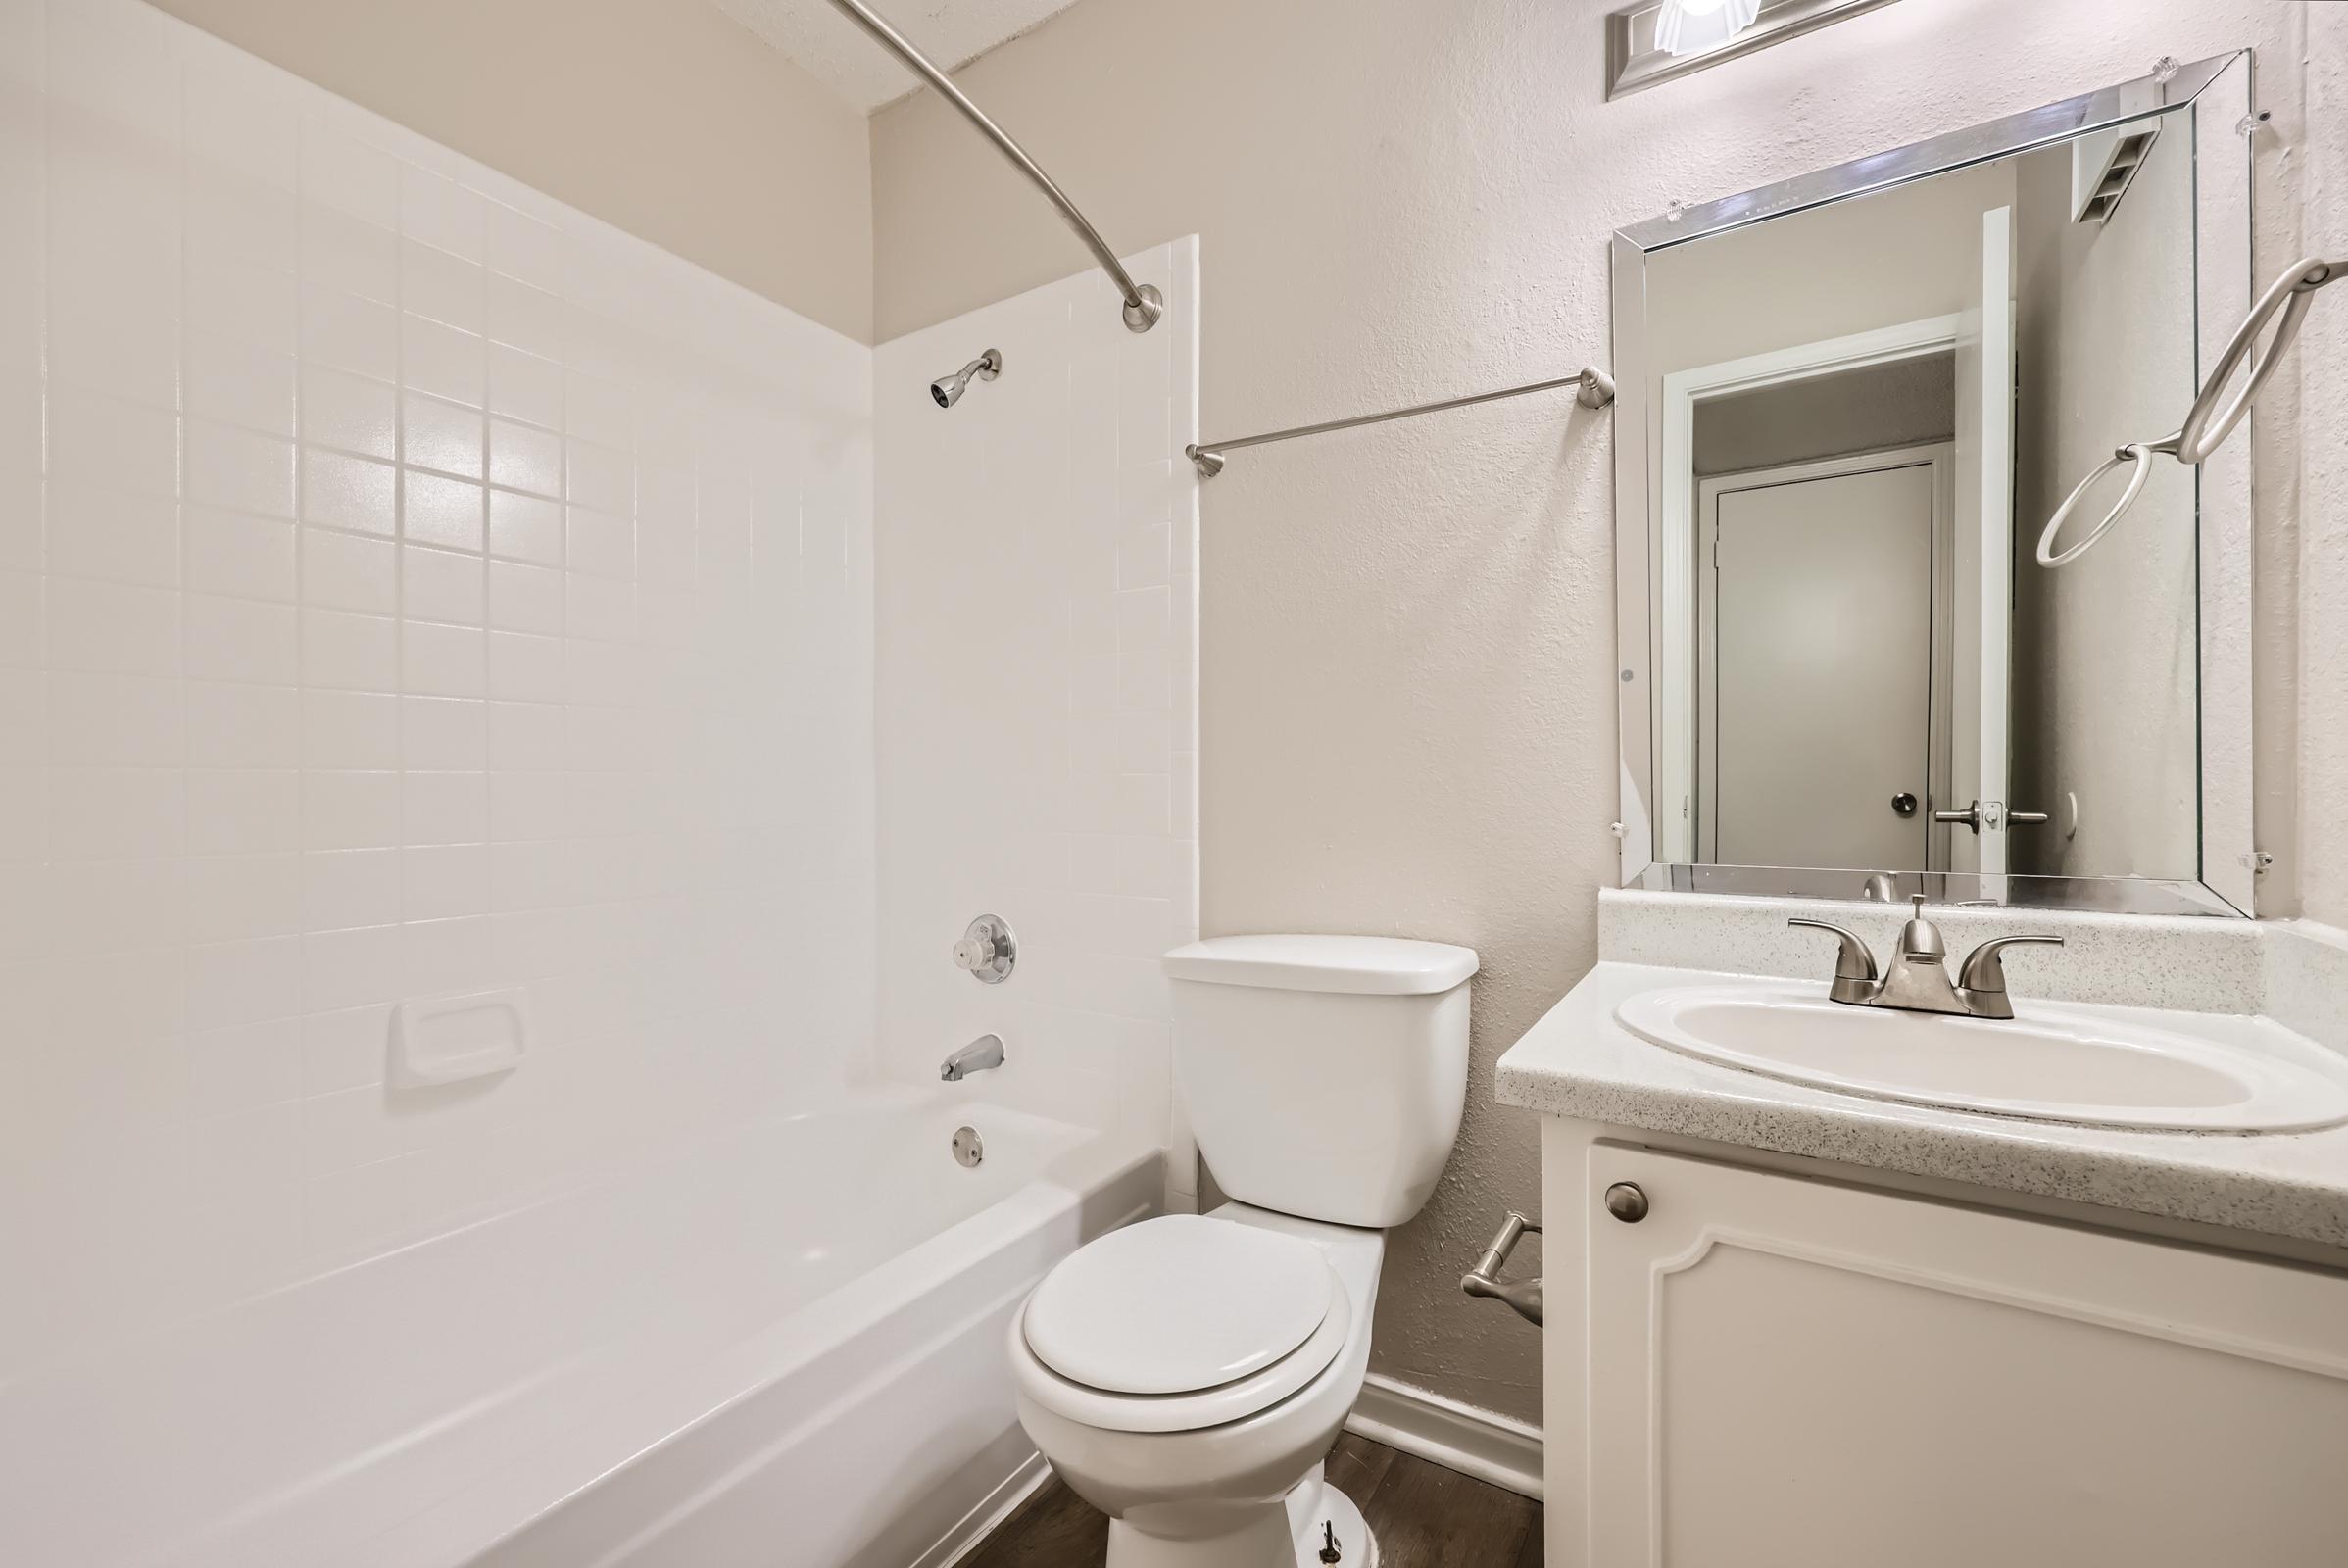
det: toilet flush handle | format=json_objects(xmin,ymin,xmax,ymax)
[{"xmin": 1460, "ymin": 1210, "xmax": 1543, "ymax": 1327}]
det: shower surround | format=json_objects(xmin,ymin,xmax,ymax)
[
  {"xmin": 876, "ymin": 238, "xmax": 1203, "ymax": 1203},
  {"xmin": 0, "ymin": 2, "xmax": 1198, "ymax": 1563},
  {"xmin": 2, "ymin": 0, "xmax": 871, "ymax": 1373}
]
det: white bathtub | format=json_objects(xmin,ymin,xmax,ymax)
[{"xmin": 0, "ymin": 1087, "xmax": 1159, "ymax": 1568}]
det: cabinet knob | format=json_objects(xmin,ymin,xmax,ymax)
[{"xmin": 1603, "ymin": 1182, "xmax": 1649, "ymax": 1224}]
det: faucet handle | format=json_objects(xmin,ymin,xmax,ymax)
[
  {"xmin": 1788, "ymin": 918, "xmax": 1880, "ymax": 982},
  {"xmin": 1957, "ymin": 933, "xmax": 2064, "ymax": 996}
]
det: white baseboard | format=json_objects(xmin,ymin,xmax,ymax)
[
  {"xmin": 1345, "ymin": 1373, "xmax": 1544, "ymax": 1501},
  {"xmin": 918, "ymin": 1449, "xmax": 1052, "ymax": 1568}
]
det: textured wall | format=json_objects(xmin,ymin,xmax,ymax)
[
  {"xmin": 144, "ymin": 0, "xmax": 877, "ymax": 342},
  {"xmin": 873, "ymin": 0, "xmax": 2331, "ymax": 1425},
  {"xmin": 2300, "ymin": 7, "xmax": 2348, "ymax": 927}
]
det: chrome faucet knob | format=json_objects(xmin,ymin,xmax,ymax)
[{"xmin": 954, "ymin": 914, "xmax": 1016, "ymax": 984}]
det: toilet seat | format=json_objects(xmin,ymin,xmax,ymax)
[
  {"xmin": 1013, "ymin": 1216, "xmax": 1353, "ymax": 1435},
  {"xmin": 1025, "ymin": 1215, "xmax": 1336, "ymax": 1393}
]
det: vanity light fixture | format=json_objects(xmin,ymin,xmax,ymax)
[
  {"xmin": 1607, "ymin": 0, "xmax": 1903, "ymax": 98},
  {"xmin": 1653, "ymin": 0, "xmax": 1760, "ymax": 56}
]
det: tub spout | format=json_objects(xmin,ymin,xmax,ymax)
[{"xmin": 940, "ymin": 1034, "xmax": 1005, "ymax": 1082}]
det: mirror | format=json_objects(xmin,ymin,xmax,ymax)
[{"xmin": 1611, "ymin": 53, "xmax": 2255, "ymax": 916}]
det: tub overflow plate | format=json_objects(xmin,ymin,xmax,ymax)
[{"xmin": 953, "ymin": 1126, "xmax": 985, "ymax": 1168}]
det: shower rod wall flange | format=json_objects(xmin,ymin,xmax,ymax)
[
  {"xmin": 1187, "ymin": 365, "xmax": 1616, "ymax": 478},
  {"xmin": 825, "ymin": 0, "xmax": 1162, "ymax": 333}
]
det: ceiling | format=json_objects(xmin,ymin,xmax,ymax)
[{"xmin": 711, "ymin": 0, "xmax": 1085, "ymax": 113}]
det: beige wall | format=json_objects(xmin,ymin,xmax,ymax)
[
  {"xmin": 2011, "ymin": 126, "xmax": 2200, "ymax": 880},
  {"xmin": 148, "ymin": 0, "xmax": 876, "ymax": 341},
  {"xmin": 873, "ymin": 0, "xmax": 2336, "ymax": 1425}
]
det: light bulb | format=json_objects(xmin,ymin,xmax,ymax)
[{"xmin": 1653, "ymin": 0, "xmax": 1762, "ymax": 56}]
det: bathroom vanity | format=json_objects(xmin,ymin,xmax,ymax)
[
  {"xmin": 1501, "ymin": 47, "xmax": 2348, "ymax": 1566},
  {"xmin": 1498, "ymin": 894, "xmax": 2348, "ymax": 1568}
]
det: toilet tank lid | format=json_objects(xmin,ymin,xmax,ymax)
[{"xmin": 1162, "ymin": 935, "xmax": 1479, "ymax": 996}]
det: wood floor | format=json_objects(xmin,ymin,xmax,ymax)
[{"xmin": 959, "ymin": 1436, "xmax": 1542, "ymax": 1568}]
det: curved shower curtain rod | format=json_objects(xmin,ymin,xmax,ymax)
[{"xmin": 825, "ymin": 0, "xmax": 1163, "ymax": 333}]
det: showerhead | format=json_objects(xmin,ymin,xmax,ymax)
[{"xmin": 930, "ymin": 348, "xmax": 1002, "ymax": 409}]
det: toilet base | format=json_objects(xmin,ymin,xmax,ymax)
[
  {"xmin": 1101, "ymin": 1478, "xmax": 1377, "ymax": 1568},
  {"xmin": 1289, "ymin": 1483, "xmax": 1378, "ymax": 1568}
]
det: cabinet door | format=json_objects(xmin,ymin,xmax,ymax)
[{"xmin": 1583, "ymin": 1145, "xmax": 2348, "ymax": 1568}]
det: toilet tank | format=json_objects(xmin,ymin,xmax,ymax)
[{"xmin": 1162, "ymin": 935, "xmax": 1477, "ymax": 1230}]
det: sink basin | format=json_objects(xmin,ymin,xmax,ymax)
[{"xmin": 1613, "ymin": 980, "xmax": 2348, "ymax": 1133}]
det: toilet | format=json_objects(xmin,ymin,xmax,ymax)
[{"xmin": 1008, "ymin": 934, "xmax": 1478, "ymax": 1568}]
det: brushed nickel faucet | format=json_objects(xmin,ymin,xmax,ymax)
[
  {"xmin": 1790, "ymin": 896, "xmax": 2063, "ymax": 1020},
  {"xmin": 940, "ymin": 1033, "xmax": 1006, "ymax": 1081}
]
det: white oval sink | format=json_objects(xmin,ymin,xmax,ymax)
[{"xmin": 1614, "ymin": 981, "xmax": 2348, "ymax": 1133}]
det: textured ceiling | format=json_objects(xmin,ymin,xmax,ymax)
[{"xmin": 711, "ymin": 0, "xmax": 1085, "ymax": 112}]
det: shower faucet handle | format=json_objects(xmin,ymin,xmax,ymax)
[{"xmin": 954, "ymin": 914, "xmax": 1016, "ymax": 984}]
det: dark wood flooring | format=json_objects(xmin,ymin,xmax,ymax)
[{"xmin": 961, "ymin": 1435, "xmax": 1541, "ymax": 1567}]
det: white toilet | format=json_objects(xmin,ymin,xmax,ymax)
[{"xmin": 1007, "ymin": 934, "xmax": 1478, "ymax": 1568}]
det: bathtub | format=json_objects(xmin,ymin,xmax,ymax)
[{"xmin": 0, "ymin": 1087, "xmax": 1159, "ymax": 1568}]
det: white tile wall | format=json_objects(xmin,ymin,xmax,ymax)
[
  {"xmin": 874, "ymin": 242, "xmax": 1202, "ymax": 1205},
  {"xmin": 0, "ymin": 0, "xmax": 875, "ymax": 1377}
]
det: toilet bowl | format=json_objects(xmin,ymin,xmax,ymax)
[
  {"xmin": 1008, "ymin": 933, "xmax": 1478, "ymax": 1568},
  {"xmin": 1008, "ymin": 1204, "xmax": 1386, "ymax": 1568}
]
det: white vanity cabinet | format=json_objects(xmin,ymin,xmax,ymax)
[{"xmin": 1542, "ymin": 1125, "xmax": 2348, "ymax": 1568}]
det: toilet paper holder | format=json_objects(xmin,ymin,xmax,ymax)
[{"xmin": 1461, "ymin": 1210, "xmax": 1542, "ymax": 1327}]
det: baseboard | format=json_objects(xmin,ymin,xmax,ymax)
[
  {"xmin": 918, "ymin": 1448, "xmax": 1052, "ymax": 1568},
  {"xmin": 1345, "ymin": 1373, "xmax": 1544, "ymax": 1501}
]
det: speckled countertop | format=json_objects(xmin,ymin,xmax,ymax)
[{"xmin": 1495, "ymin": 959, "xmax": 2348, "ymax": 1250}]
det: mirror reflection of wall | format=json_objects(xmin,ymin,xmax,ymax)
[
  {"xmin": 1644, "ymin": 104, "xmax": 2203, "ymax": 884},
  {"xmin": 2011, "ymin": 120, "xmax": 2199, "ymax": 882}
]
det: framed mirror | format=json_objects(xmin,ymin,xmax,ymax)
[{"xmin": 1611, "ymin": 52, "xmax": 2256, "ymax": 916}]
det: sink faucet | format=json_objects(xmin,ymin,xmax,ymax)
[
  {"xmin": 1790, "ymin": 896, "xmax": 2063, "ymax": 1020},
  {"xmin": 940, "ymin": 1033, "xmax": 1005, "ymax": 1081}
]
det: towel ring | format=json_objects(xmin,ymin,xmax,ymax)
[
  {"xmin": 2176, "ymin": 254, "xmax": 2336, "ymax": 464},
  {"xmin": 2035, "ymin": 253, "xmax": 2341, "ymax": 569},
  {"xmin": 2035, "ymin": 436, "xmax": 2173, "ymax": 568}
]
